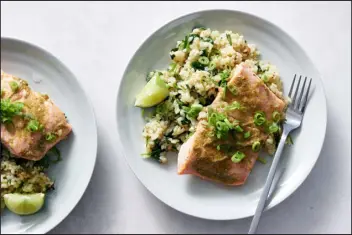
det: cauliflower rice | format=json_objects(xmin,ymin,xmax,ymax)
[{"xmin": 142, "ymin": 27, "xmax": 283, "ymax": 163}]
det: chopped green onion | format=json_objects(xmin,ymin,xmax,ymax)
[
  {"xmin": 198, "ymin": 56, "xmax": 209, "ymax": 65},
  {"xmin": 208, "ymin": 61, "xmax": 216, "ymax": 70},
  {"xmin": 216, "ymin": 145, "xmax": 220, "ymax": 150},
  {"xmin": 226, "ymin": 34, "xmax": 232, "ymax": 45},
  {"xmin": 254, "ymin": 111, "xmax": 264, "ymax": 120},
  {"xmin": 234, "ymin": 125, "xmax": 243, "ymax": 133},
  {"xmin": 252, "ymin": 141, "xmax": 261, "ymax": 152},
  {"xmin": 45, "ymin": 132, "xmax": 57, "ymax": 142},
  {"xmin": 256, "ymin": 117, "xmax": 266, "ymax": 125},
  {"xmin": 219, "ymin": 70, "xmax": 230, "ymax": 99},
  {"xmin": 186, "ymin": 104, "xmax": 203, "ymax": 119},
  {"xmin": 257, "ymin": 157, "xmax": 267, "ymax": 164},
  {"xmin": 207, "ymin": 109, "xmax": 234, "ymax": 140},
  {"xmin": 272, "ymin": 111, "xmax": 281, "ymax": 122},
  {"xmin": 26, "ymin": 119, "xmax": 43, "ymax": 132},
  {"xmin": 9, "ymin": 81, "xmax": 19, "ymax": 92},
  {"xmin": 244, "ymin": 131, "xmax": 251, "ymax": 139},
  {"xmin": 216, "ymin": 121, "xmax": 227, "ymax": 131},
  {"xmin": 286, "ymin": 135, "xmax": 294, "ymax": 145},
  {"xmin": 254, "ymin": 111, "xmax": 266, "ymax": 126},
  {"xmin": 0, "ymin": 99, "xmax": 24, "ymax": 123},
  {"xmin": 231, "ymin": 151, "xmax": 246, "ymax": 163},
  {"xmin": 220, "ymin": 70, "xmax": 230, "ymax": 80},
  {"xmin": 268, "ymin": 122, "xmax": 279, "ymax": 133}
]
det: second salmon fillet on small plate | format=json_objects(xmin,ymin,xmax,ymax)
[{"xmin": 1, "ymin": 37, "xmax": 98, "ymax": 234}]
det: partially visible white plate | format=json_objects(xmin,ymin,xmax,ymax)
[
  {"xmin": 1, "ymin": 38, "xmax": 98, "ymax": 233},
  {"xmin": 115, "ymin": 10, "xmax": 327, "ymax": 220}
]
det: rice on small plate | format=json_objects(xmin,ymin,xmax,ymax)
[{"xmin": 0, "ymin": 145, "xmax": 58, "ymax": 211}]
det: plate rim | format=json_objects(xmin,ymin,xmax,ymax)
[
  {"xmin": 1, "ymin": 36, "xmax": 99, "ymax": 233},
  {"xmin": 115, "ymin": 9, "xmax": 328, "ymax": 220}
]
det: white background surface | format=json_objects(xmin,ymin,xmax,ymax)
[{"xmin": 1, "ymin": 1, "xmax": 351, "ymax": 234}]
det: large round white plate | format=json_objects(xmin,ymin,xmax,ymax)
[
  {"xmin": 1, "ymin": 38, "xmax": 98, "ymax": 233},
  {"xmin": 116, "ymin": 10, "xmax": 327, "ymax": 220}
]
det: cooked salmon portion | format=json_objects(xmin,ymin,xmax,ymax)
[
  {"xmin": 177, "ymin": 64, "xmax": 286, "ymax": 186},
  {"xmin": 1, "ymin": 70, "xmax": 71, "ymax": 161},
  {"xmin": 178, "ymin": 121, "xmax": 260, "ymax": 185}
]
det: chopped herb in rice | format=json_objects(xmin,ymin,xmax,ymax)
[{"xmin": 141, "ymin": 27, "xmax": 283, "ymax": 163}]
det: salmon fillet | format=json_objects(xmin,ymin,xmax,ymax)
[
  {"xmin": 177, "ymin": 63, "xmax": 286, "ymax": 186},
  {"xmin": 1, "ymin": 70, "xmax": 72, "ymax": 161}
]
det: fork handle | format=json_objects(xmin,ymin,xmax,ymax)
[{"xmin": 248, "ymin": 130, "xmax": 289, "ymax": 234}]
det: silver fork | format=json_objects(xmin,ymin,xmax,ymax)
[{"xmin": 248, "ymin": 75, "xmax": 312, "ymax": 234}]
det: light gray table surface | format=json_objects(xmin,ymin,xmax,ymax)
[{"xmin": 1, "ymin": 1, "xmax": 351, "ymax": 234}]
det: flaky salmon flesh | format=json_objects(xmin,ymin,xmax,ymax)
[
  {"xmin": 1, "ymin": 70, "xmax": 71, "ymax": 161},
  {"xmin": 177, "ymin": 64, "xmax": 286, "ymax": 186}
]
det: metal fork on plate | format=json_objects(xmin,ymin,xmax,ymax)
[{"xmin": 248, "ymin": 75, "xmax": 312, "ymax": 234}]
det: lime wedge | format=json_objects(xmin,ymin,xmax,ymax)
[
  {"xmin": 135, "ymin": 73, "xmax": 169, "ymax": 108},
  {"xmin": 4, "ymin": 193, "xmax": 45, "ymax": 215}
]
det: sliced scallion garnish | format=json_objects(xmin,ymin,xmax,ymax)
[
  {"xmin": 244, "ymin": 131, "xmax": 251, "ymax": 139},
  {"xmin": 272, "ymin": 111, "xmax": 281, "ymax": 122},
  {"xmin": 252, "ymin": 141, "xmax": 261, "ymax": 152},
  {"xmin": 254, "ymin": 111, "xmax": 266, "ymax": 126},
  {"xmin": 198, "ymin": 56, "xmax": 209, "ymax": 65},
  {"xmin": 231, "ymin": 151, "xmax": 246, "ymax": 163}
]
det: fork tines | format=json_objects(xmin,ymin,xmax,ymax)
[{"xmin": 288, "ymin": 74, "xmax": 312, "ymax": 113}]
